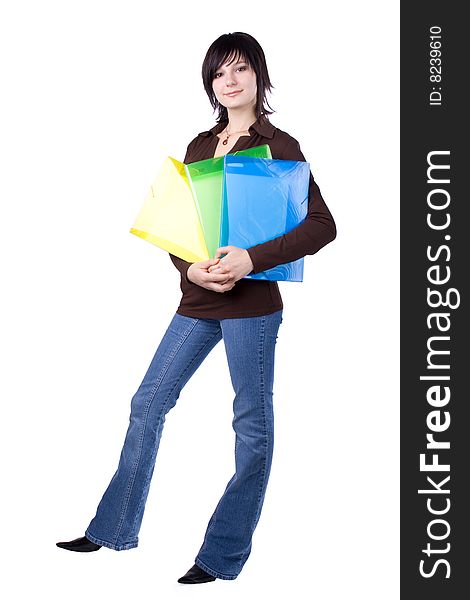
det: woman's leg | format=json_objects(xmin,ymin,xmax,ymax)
[
  {"xmin": 85, "ymin": 313, "xmax": 222, "ymax": 551},
  {"xmin": 194, "ymin": 309, "xmax": 283, "ymax": 579}
]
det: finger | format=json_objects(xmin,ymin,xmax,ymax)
[
  {"xmin": 209, "ymin": 266, "xmax": 230, "ymax": 276},
  {"xmin": 214, "ymin": 246, "xmax": 232, "ymax": 259},
  {"xmin": 211, "ymin": 276, "xmax": 235, "ymax": 289},
  {"xmin": 196, "ymin": 259, "xmax": 211, "ymax": 268},
  {"xmin": 209, "ymin": 265, "xmax": 225, "ymax": 274},
  {"xmin": 207, "ymin": 282, "xmax": 225, "ymax": 292},
  {"xmin": 207, "ymin": 272, "xmax": 231, "ymax": 282},
  {"xmin": 211, "ymin": 283, "xmax": 235, "ymax": 293},
  {"xmin": 198, "ymin": 258, "xmax": 220, "ymax": 267}
]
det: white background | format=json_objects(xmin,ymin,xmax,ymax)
[{"xmin": 0, "ymin": 1, "xmax": 399, "ymax": 598}]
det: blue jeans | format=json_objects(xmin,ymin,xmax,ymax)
[{"xmin": 85, "ymin": 309, "xmax": 283, "ymax": 580}]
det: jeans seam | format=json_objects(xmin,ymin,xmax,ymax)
[{"xmin": 236, "ymin": 315, "xmax": 268, "ymax": 569}]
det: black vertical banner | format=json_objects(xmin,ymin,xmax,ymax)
[{"xmin": 401, "ymin": 3, "xmax": 468, "ymax": 598}]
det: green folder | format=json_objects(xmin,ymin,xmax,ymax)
[{"xmin": 186, "ymin": 144, "xmax": 272, "ymax": 258}]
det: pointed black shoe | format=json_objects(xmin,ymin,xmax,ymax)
[
  {"xmin": 56, "ymin": 535, "xmax": 102, "ymax": 552},
  {"xmin": 178, "ymin": 563, "xmax": 216, "ymax": 584}
]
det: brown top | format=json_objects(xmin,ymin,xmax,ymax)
[{"xmin": 169, "ymin": 113, "xmax": 336, "ymax": 319}]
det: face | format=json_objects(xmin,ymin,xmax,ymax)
[{"xmin": 212, "ymin": 55, "xmax": 257, "ymax": 112}]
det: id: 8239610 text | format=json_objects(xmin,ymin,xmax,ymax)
[{"xmin": 429, "ymin": 25, "xmax": 442, "ymax": 107}]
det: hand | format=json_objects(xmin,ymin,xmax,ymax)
[
  {"xmin": 187, "ymin": 258, "xmax": 237, "ymax": 293},
  {"xmin": 207, "ymin": 246, "xmax": 254, "ymax": 282}
]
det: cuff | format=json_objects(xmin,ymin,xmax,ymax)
[
  {"xmin": 246, "ymin": 247, "xmax": 260, "ymax": 275},
  {"xmin": 182, "ymin": 263, "xmax": 191, "ymax": 284}
]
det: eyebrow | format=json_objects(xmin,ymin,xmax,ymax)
[{"xmin": 218, "ymin": 60, "xmax": 247, "ymax": 69}]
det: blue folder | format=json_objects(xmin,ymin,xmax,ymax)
[{"xmin": 220, "ymin": 155, "xmax": 311, "ymax": 281}]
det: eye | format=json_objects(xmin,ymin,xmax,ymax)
[{"xmin": 213, "ymin": 65, "xmax": 247, "ymax": 79}]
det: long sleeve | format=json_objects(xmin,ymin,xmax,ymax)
[
  {"xmin": 245, "ymin": 137, "xmax": 337, "ymax": 275},
  {"xmin": 169, "ymin": 253, "xmax": 191, "ymax": 284}
]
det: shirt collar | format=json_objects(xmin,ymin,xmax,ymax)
[{"xmin": 197, "ymin": 113, "xmax": 276, "ymax": 139}]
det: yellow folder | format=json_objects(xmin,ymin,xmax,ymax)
[{"xmin": 130, "ymin": 157, "xmax": 210, "ymax": 262}]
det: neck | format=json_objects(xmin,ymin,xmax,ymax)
[{"xmin": 225, "ymin": 106, "xmax": 258, "ymax": 134}]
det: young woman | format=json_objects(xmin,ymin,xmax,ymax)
[{"xmin": 56, "ymin": 31, "xmax": 336, "ymax": 584}]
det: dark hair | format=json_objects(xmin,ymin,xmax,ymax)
[{"xmin": 201, "ymin": 32, "xmax": 275, "ymax": 122}]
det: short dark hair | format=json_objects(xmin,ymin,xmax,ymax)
[{"xmin": 201, "ymin": 32, "xmax": 275, "ymax": 122}]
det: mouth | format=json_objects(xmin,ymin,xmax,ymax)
[{"xmin": 225, "ymin": 90, "xmax": 242, "ymax": 97}]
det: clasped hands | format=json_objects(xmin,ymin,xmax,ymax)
[{"xmin": 187, "ymin": 246, "xmax": 254, "ymax": 293}]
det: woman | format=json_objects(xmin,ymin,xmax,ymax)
[{"xmin": 56, "ymin": 31, "xmax": 336, "ymax": 584}]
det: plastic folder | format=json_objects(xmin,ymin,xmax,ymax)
[
  {"xmin": 130, "ymin": 145, "xmax": 272, "ymax": 263},
  {"xmin": 220, "ymin": 155, "xmax": 310, "ymax": 281},
  {"xmin": 130, "ymin": 156, "xmax": 208, "ymax": 262}
]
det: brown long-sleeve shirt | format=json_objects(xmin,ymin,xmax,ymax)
[{"xmin": 169, "ymin": 113, "xmax": 336, "ymax": 319}]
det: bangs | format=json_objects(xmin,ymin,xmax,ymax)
[{"xmin": 214, "ymin": 48, "xmax": 251, "ymax": 73}]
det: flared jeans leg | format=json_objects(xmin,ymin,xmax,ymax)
[
  {"xmin": 85, "ymin": 313, "xmax": 222, "ymax": 550},
  {"xmin": 195, "ymin": 309, "xmax": 283, "ymax": 580}
]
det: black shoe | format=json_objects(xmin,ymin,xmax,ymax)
[
  {"xmin": 178, "ymin": 563, "xmax": 216, "ymax": 584},
  {"xmin": 56, "ymin": 535, "xmax": 102, "ymax": 552}
]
